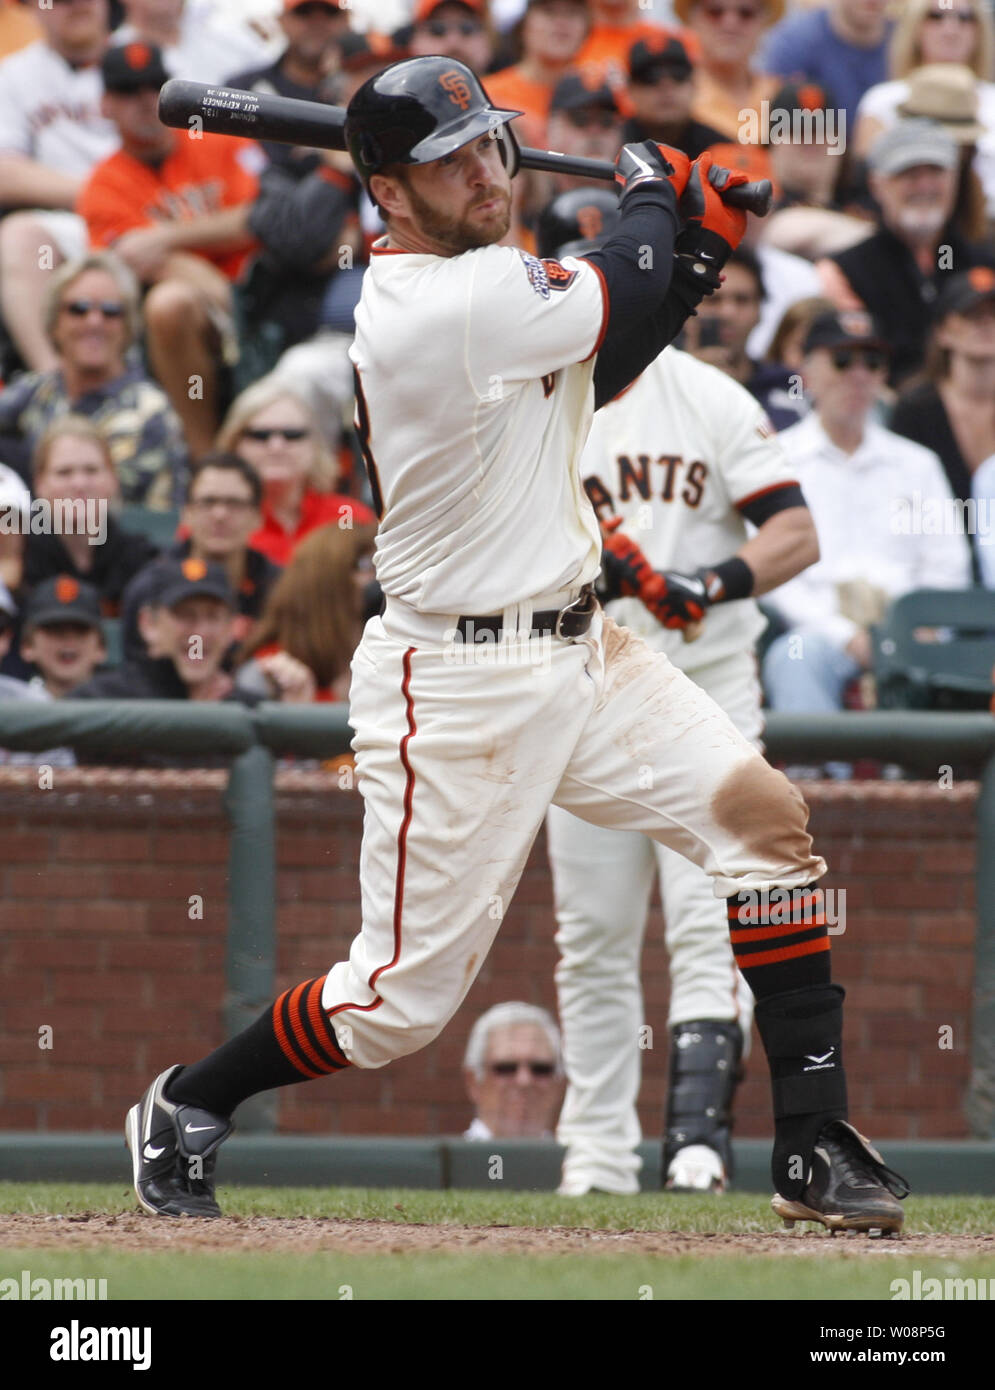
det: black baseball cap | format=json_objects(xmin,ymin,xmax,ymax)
[
  {"xmin": 23, "ymin": 576, "xmax": 103, "ymax": 632},
  {"xmin": 550, "ymin": 72, "xmax": 619, "ymax": 115},
  {"xmin": 803, "ymin": 309, "xmax": 889, "ymax": 355},
  {"xmin": 628, "ymin": 31, "xmax": 698, "ymax": 83},
  {"xmin": 768, "ymin": 78, "xmax": 834, "ymax": 117},
  {"xmin": 934, "ymin": 265, "xmax": 995, "ymax": 319},
  {"xmin": 102, "ymin": 42, "xmax": 171, "ymax": 95},
  {"xmin": 149, "ymin": 557, "xmax": 236, "ymax": 611}
]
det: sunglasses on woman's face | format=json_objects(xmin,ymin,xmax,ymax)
[
  {"xmin": 925, "ymin": 9, "xmax": 977, "ymax": 22},
  {"xmin": 426, "ymin": 17, "xmax": 483, "ymax": 36},
  {"xmin": 700, "ymin": 2, "xmax": 764, "ymax": 22},
  {"xmin": 489, "ymin": 1061, "xmax": 556, "ymax": 1077},
  {"xmin": 831, "ymin": 348, "xmax": 886, "ymax": 372},
  {"xmin": 61, "ymin": 300, "xmax": 125, "ymax": 319},
  {"xmin": 242, "ymin": 427, "xmax": 310, "ymax": 442}
]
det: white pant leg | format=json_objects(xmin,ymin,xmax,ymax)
[
  {"xmin": 660, "ymin": 649, "xmax": 763, "ymax": 1038},
  {"xmin": 321, "ymin": 616, "xmax": 596, "ymax": 1069},
  {"xmin": 555, "ymin": 615, "xmax": 825, "ymax": 892},
  {"xmin": 548, "ymin": 806, "xmax": 655, "ymax": 1195}
]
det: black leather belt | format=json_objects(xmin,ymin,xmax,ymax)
[{"xmin": 454, "ymin": 584, "xmax": 597, "ymax": 641}]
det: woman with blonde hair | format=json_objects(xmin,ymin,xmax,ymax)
[
  {"xmin": 216, "ymin": 376, "xmax": 375, "ymax": 567},
  {"xmin": 855, "ymin": 0, "xmax": 995, "ymax": 156},
  {"xmin": 236, "ymin": 521, "xmax": 378, "ymax": 702}
]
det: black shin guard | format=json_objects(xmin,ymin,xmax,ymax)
[
  {"xmin": 754, "ymin": 984, "xmax": 848, "ymax": 1198},
  {"xmin": 663, "ymin": 1021, "xmax": 744, "ymax": 1181}
]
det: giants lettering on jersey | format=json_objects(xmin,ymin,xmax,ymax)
[{"xmin": 585, "ymin": 454, "xmax": 708, "ymax": 520}]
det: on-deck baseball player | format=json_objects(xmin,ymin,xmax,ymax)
[
  {"xmin": 126, "ymin": 56, "xmax": 908, "ymax": 1235},
  {"xmin": 539, "ymin": 186, "xmax": 823, "ymax": 1198}
]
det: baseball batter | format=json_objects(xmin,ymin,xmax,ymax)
[
  {"xmin": 539, "ymin": 187, "xmax": 822, "ymax": 1197},
  {"xmin": 126, "ymin": 57, "xmax": 908, "ymax": 1236}
]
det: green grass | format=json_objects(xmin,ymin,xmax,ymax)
[
  {"xmin": 2, "ymin": 1182, "xmax": 994, "ymax": 1233},
  {"xmin": 2, "ymin": 1185, "xmax": 993, "ymax": 1301}
]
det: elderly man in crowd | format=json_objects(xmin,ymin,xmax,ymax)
[{"xmin": 462, "ymin": 1002, "xmax": 564, "ymax": 1140}]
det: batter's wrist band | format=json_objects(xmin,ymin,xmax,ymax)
[{"xmin": 699, "ymin": 556, "xmax": 754, "ymax": 603}]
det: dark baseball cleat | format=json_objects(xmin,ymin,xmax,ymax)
[
  {"xmin": 125, "ymin": 1064, "xmax": 233, "ymax": 1218},
  {"xmin": 771, "ymin": 1120, "xmax": 910, "ymax": 1238}
]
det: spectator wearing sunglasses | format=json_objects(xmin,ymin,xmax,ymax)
[
  {"xmin": 890, "ymin": 268, "xmax": 995, "ymax": 582},
  {"xmin": 407, "ymin": 0, "xmax": 495, "ymax": 76},
  {"xmin": 622, "ymin": 30, "xmax": 726, "ymax": 158},
  {"xmin": 545, "ymin": 72, "xmax": 623, "ymax": 182},
  {"xmin": 762, "ymin": 309, "xmax": 970, "ymax": 717},
  {"xmin": 216, "ymin": 377, "xmax": 374, "ymax": 568},
  {"xmin": 0, "ymin": 253, "xmax": 188, "ymax": 509},
  {"xmin": 462, "ymin": 1002, "xmax": 564, "ymax": 1140},
  {"xmin": 758, "ymin": 0, "xmax": 892, "ymax": 129},
  {"xmin": 676, "ymin": 0, "xmax": 783, "ymax": 144}
]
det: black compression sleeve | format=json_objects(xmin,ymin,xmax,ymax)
[
  {"xmin": 591, "ymin": 260, "xmax": 712, "ymax": 409},
  {"xmin": 582, "ymin": 180, "xmax": 679, "ymax": 340},
  {"xmin": 737, "ymin": 482, "xmax": 807, "ymax": 527}
]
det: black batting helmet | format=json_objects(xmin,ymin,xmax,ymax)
[
  {"xmin": 536, "ymin": 186, "xmax": 622, "ymax": 261},
  {"xmin": 344, "ymin": 57, "xmax": 522, "ymax": 191}
]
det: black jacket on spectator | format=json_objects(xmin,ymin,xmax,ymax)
[
  {"xmin": 235, "ymin": 162, "xmax": 358, "ymax": 388},
  {"xmin": 23, "ymin": 518, "xmax": 159, "ymax": 617},
  {"xmin": 889, "ymin": 380, "xmax": 981, "ymax": 581},
  {"xmin": 622, "ymin": 116, "xmax": 728, "ymax": 160},
  {"xmin": 120, "ymin": 539, "xmax": 280, "ymax": 662},
  {"xmin": 227, "ymin": 60, "xmax": 333, "ymax": 175},
  {"xmin": 830, "ymin": 227, "xmax": 995, "ymax": 388}
]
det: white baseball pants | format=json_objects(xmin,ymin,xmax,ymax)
[{"xmin": 321, "ymin": 601, "xmax": 824, "ymax": 1076}]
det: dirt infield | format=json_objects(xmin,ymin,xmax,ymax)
[{"xmin": 1, "ymin": 1213, "xmax": 992, "ymax": 1260}]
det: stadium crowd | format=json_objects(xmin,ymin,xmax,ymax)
[{"xmin": 1, "ymin": 0, "xmax": 995, "ymax": 766}]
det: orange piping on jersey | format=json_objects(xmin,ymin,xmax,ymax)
[
  {"xmin": 371, "ymin": 245, "xmax": 417, "ymax": 255},
  {"xmin": 327, "ymin": 646, "xmax": 418, "ymax": 1021},
  {"xmin": 734, "ymin": 479, "xmax": 802, "ymax": 511},
  {"xmin": 581, "ymin": 258, "xmax": 611, "ymax": 361}
]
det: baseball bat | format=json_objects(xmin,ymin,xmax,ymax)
[{"xmin": 157, "ymin": 80, "xmax": 774, "ymax": 216}]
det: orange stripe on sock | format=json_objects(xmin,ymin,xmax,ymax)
[
  {"xmin": 271, "ymin": 988, "xmax": 323, "ymax": 1079},
  {"xmin": 305, "ymin": 976, "xmax": 350, "ymax": 1069},
  {"xmin": 733, "ymin": 937, "xmax": 831, "ymax": 970},
  {"xmin": 730, "ymin": 918, "xmax": 826, "ymax": 943}
]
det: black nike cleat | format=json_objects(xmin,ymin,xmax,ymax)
[
  {"xmin": 125, "ymin": 1065, "xmax": 233, "ymax": 1218},
  {"xmin": 771, "ymin": 1120, "xmax": 910, "ymax": 1238}
]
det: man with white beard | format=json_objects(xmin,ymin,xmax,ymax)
[{"xmin": 815, "ymin": 119, "xmax": 995, "ymax": 389}]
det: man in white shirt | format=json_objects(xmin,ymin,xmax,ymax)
[
  {"xmin": 0, "ymin": 0, "xmax": 118, "ymax": 372},
  {"xmin": 764, "ymin": 308, "xmax": 972, "ymax": 712}
]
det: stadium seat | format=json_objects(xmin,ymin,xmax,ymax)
[
  {"xmin": 873, "ymin": 588, "xmax": 995, "ymax": 710},
  {"xmin": 118, "ymin": 505, "xmax": 180, "ymax": 549},
  {"xmin": 99, "ymin": 617, "xmax": 123, "ymax": 668}
]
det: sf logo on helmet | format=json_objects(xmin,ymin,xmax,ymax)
[{"xmin": 440, "ymin": 70, "xmax": 472, "ymax": 110}]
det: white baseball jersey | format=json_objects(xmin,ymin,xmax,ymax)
[
  {"xmin": 0, "ymin": 42, "xmax": 118, "ymax": 175},
  {"xmin": 581, "ymin": 346, "xmax": 799, "ymax": 671},
  {"xmin": 349, "ymin": 243, "xmax": 609, "ymax": 615}
]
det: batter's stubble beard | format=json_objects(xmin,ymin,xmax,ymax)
[{"xmin": 404, "ymin": 179, "xmax": 512, "ymax": 253}]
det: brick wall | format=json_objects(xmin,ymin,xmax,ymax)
[{"xmin": 0, "ymin": 769, "xmax": 977, "ymax": 1141}]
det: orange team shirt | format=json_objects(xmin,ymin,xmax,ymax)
[
  {"xmin": 574, "ymin": 20, "xmax": 672, "ymax": 95},
  {"xmin": 250, "ymin": 489, "xmax": 377, "ymax": 568},
  {"xmin": 77, "ymin": 130, "xmax": 262, "ymax": 281},
  {"xmin": 483, "ymin": 66, "xmax": 552, "ymax": 150}
]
